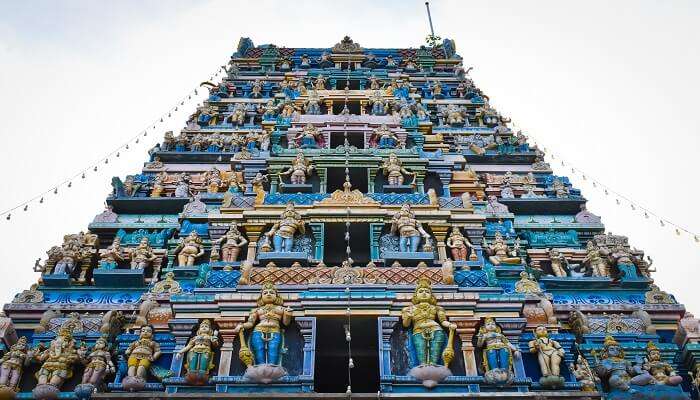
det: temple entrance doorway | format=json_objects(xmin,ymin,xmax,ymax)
[{"xmin": 314, "ymin": 317, "xmax": 380, "ymax": 393}]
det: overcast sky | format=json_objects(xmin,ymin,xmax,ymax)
[{"xmin": 0, "ymin": 0, "xmax": 698, "ymax": 311}]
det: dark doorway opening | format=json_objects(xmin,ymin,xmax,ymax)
[
  {"xmin": 329, "ymin": 130, "xmax": 365, "ymax": 149},
  {"xmin": 326, "ymin": 167, "xmax": 368, "ymax": 193},
  {"xmin": 322, "ymin": 223, "xmax": 370, "ymax": 266},
  {"xmin": 314, "ymin": 317, "xmax": 379, "ymax": 393}
]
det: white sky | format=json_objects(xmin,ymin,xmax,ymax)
[{"xmin": 0, "ymin": 0, "xmax": 698, "ymax": 311}]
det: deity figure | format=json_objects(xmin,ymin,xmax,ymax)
[
  {"xmin": 225, "ymin": 103, "xmax": 246, "ymax": 126},
  {"xmin": 528, "ymin": 326, "xmax": 565, "ymax": 388},
  {"xmin": 252, "ymin": 172, "xmax": 269, "ymax": 205},
  {"xmin": 150, "ymin": 172, "xmax": 166, "ymax": 197},
  {"xmin": 162, "ymin": 131, "xmax": 176, "ymax": 151},
  {"xmin": 203, "ymin": 167, "xmax": 224, "ymax": 193},
  {"xmin": 368, "ymin": 75, "xmax": 381, "ymax": 90},
  {"xmin": 279, "ymin": 151, "xmax": 314, "ymax": 185},
  {"xmin": 485, "ymin": 232, "xmax": 521, "ymax": 265},
  {"xmin": 385, "ymin": 55, "xmax": 397, "ymax": 68},
  {"xmin": 293, "ymin": 124, "xmax": 323, "ymax": 149},
  {"xmin": 314, "ymin": 75, "xmax": 327, "ymax": 90},
  {"xmin": 173, "ymin": 231, "xmax": 205, "ymax": 267},
  {"xmin": 207, "ymin": 132, "xmax": 224, "ymax": 152},
  {"xmin": 33, "ymin": 326, "xmax": 80, "ymax": 391},
  {"xmin": 215, "ymin": 222, "xmax": 248, "ymax": 262},
  {"xmin": 390, "ymin": 204, "xmax": 431, "ymax": 253},
  {"xmin": 445, "ymin": 226, "xmax": 475, "ymax": 261},
  {"xmin": 485, "ymin": 195, "xmax": 510, "ymax": 214},
  {"xmin": 234, "ymin": 282, "xmax": 293, "ymax": 368},
  {"xmin": 0, "ymin": 336, "xmax": 30, "ymax": 393},
  {"xmin": 261, "ymin": 100, "xmax": 278, "ymax": 121},
  {"xmin": 401, "ymin": 279, "xmax": 456, "ymax": 367},
  {"xmin": 300, "ymin": 54, "xmax": 311, "ymax": 68},
  {"xmin": 197, "ymin": 106, "xmax": 218, "ymax": 127},
  {"xmin": 174, "ymin": 173, "xmax": 191, "ymax": 198},
  {"xmin": 124, "ymin": 326, "xmax": 161, "ymax": 386},
  {"xmin": 250, "ymin": 79, "xmax": 264, "ymax": 98},
  {"xmin": 593, "ymin": 335, "xmax": 637, "ymax": 392},
  {"xmin": 443, "ymin": 104, "xmax": 467, "ymax": 126},
  {"xmin": 548, "ymin": 248, "xmax": 569, "ymax": 277},
  {"xmin": 637, "ymin": 341, "xmax": 683, "ymax": 386},
  {"xmin": 304, "ymin": 90, "xmax": 321, "ymax": 115},
  {"xmin": 244, "ymin": 131, "xmax": 260, "ymax": 152},
  {"xmin": 570, "ymin": 355, "xmax": 598, "ymax": 392},
  {"xmin": 99, "ymin": 237, "xmax": 124, "ymax": 270},
  {"xmin": 264, "ymin": 203, "xmax": 305, "ymax": 253},
  {"xmin": 370, "ymin": 124, "xmax": 400, "ymax": 149},
  {"xmin": 430, "ymin": 80, "xmax": 443, "ymax": 98},
  {"xmin": 552, "ymin": 178, "xmax": 569, "ymax": 198},
  {"xmin": 79, "ymin": 336, "xmax": 115, "ymax": 388},
  {"xmin": 370, "ymin": 90, "xmax": 387, "ymax": 115},
  {"xmin": 190, "ymin": 134, "xmax": 205, "ymax": 152},
  {"xmin": 129, "ymin": 238, "xmax": 157, "ymax": 270},
  {"xmin": 582, "ymin": 241, "xmax": 610, "ymax": 277},
  {"xmin": 477, "ymin": 317, "xmax": 520, "ymax": 383},
  {"xmin": 176, "ymin": 131, "xmax": 189, "ymax": 151},
  {"xmin": 176, "ymin": 320, "xmax": 219, "ymax": 385},
  {"xmin": 382, "ymin": 153, "xmax": 415, "ymax": 186}
]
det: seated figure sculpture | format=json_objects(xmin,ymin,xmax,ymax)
[
  {"xmin": 485, "ymin": 232, "xmax": 521, "ymax": 265},
  {"xmin": 370, "ymin": 124, "xmax": 400, "ymax": 149},
  {"xmin": 636, "ymin": 341, "xmax": 683, "ymax": 386},
  {"xmin": 279, "ymin": 151, "xmax": 314, "ymax": 185},
  {"xmin": 99, "ymin": 237, "xmax": 124, "ymax": 270},
  {"xmin": 264, "ymin": 203, "xmax": 305, "ymax": 253},
  {"xmin": 129, "ymin": 237, "xmax": 157, "ymax": 270},
  {"xmin": 293, "ymin": 123, "xmax": 323, "ymax": 149},
  {"xmin": 390, "ymin": 204, "xmax": 431, "ymax": 253},
  {"xmin": 382, "ymin": 152, "xmax": 415, "ymax": 186},
  {"xmin": 173, "ymin": 231, "xmax": 205, "ymax": 267},
  {"xmin": 31, "ymin": 326, "xmax": 80, "ymax": 399},
  {"xmin": 234, "ymin": 282, "xmax": 293, "ymax": 383},
  {"xmin": 401, "ymin": 278, "xmax": 456, "ymax": 387},
  {"xmin": 477, "ymin": 317, "xmax": 520, "ymax": 384},
  {"xmin": 176, "ymin": 320, "xmax": 219, "ymax": 385}
]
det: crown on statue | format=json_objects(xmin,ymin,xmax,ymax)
[
  {"xmin": 416, "ymin": 278, "xmax": 432, "ymax": 291},
  {"xmin": 262, "ymin": 281, "xmax": 277, "ymax": 291},
  {"xmin": 646, "ymin": 341, "xmax": 659, "ymax": 352},
  {"xmin": 603, "ymin": 335, "xmax": 619, "ymax": 348}
]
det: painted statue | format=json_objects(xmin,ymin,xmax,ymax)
[
  {"xmin": 637, "ymin": 341, "xmax": 682, "ymax": 386},
  {"xmin": 0, "ymin": 336, "xmax": 30, "ymax": 394},
  {"xmin": 293, "ymin": 123, "xmax": 323, "ymax": 149},
  {"xmin": 477, "ymin": 317, "xmax": 520, "ymax": 384},
  {"xmin": 303, "ymin": 90, "xmax": 321, "ymax": 115},
  {"xmin": 123, "ymin": 326, "xmax": 161, "ymax": 389},
  {"xmin": 176, "ymin": 320, "xmax": 219, "ymax": 385},
  {"xmin": 214, "ymin": 222, "xmax": 248, "ymax": 262},
  {"xmin": 593, "ymin": 335, "xmax": 637, "ymax": 392},
  {"xmin": 401, "ymin": 278, "xmax": 456, "ymax": 367},
  {"xmin": 548, "ymin": 248, "xmax": 569, "ymax": 277},
  {"xmin": 150, "ymin": 172, "xmax": 166, "ymax": 198},
  {"xmin": 99, "ymin": 237, "xmax": 124, "ymax": 270},
  {"xmin": 445, "ymin": 226, "xmax": 475, "ymax": 261},
  {"xmin": 528, "ymin": 326, "xmax": 565, "ymax": 388},
  {"xmin": 390, "ymin": 204, "xmax": 431, "ymax": 253},
  {"xmin": 32, "ymin": 326, "xmax": 80, "ymax": 393},
  {"xmin": 570, "ymin": 355, "xmax": 598, "ymax": 392},
  {"xmin": 174, "ymin": 173, "xmax": 191, "ymax": 198},
  {"xmin": 279, "ymin": 151, "xmax": 314, "ymax": 185},
  {"xmin": 203, "ymin": 167, "xmax": 224, "ymax": 193},
  {"xmin": 252, "ymin": 172, "xmax": 269, "ymax": 205},
  {"xmin": 582, "ymin": 241, "xmax": 610, "ymax": 277},
  {"xmin": 264, "ymin": 203, "xmax": 305, "ymax": 253},
  {"xmin": 381, "ymin": 152, "xmax": 415, "ymax": 186},
  {"xmin": 129, "ymin": 237, "xmax": 157, "ymax": 270},
  {"xmin": 234, "ymin": 282, "xmax": 293, "ymax": 383},
  {"xmin": 370, "ymin": 124, "xmax": 400, "ymax": 149},
  {"xmin": 173, "ymin": 231, "xmax": 205, "ymax": 267},
  {"xmin": 485, "ymin": 232, "xmax": 521, "ymax": 265},
  {"xmin": 79, "ymin": 336, "xmax": 115, "ymax": 388}
]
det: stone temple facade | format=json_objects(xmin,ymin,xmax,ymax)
[{"xmin": 2, "ymin": 36, "xmax": 698, "ymax": 400}]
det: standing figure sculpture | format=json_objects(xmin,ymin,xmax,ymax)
[
  {"xmin": 234, "ymin": 282, "xmax": 293, "ymax": 383},
  {"xmin": 203, "ymin": 167, "xmax": 224, "ymax": 194},
  {"xmin": 390, "ymin": 204, "xmax": 431, "ymax": 253},
  {"xmin": 99, "ymin": 237, "xmax": 124, "ymax": 270},
  {"xmin": 548, "ymin": 248, "xmax": 569, "ymax": 277},
  {"xmin": 582, "ymin": 241, "xmax": 610, "ymax": 277},
  {"xmin": 122, "ymin": 326, "xmax": 161, "ymax": 391},
  {"xmin": 370, "ymin": 124, "xmax": 400, "ymax": 149},
  {"xmin": 129, "ymin": 238, "xmax": 157, "ymax": 270},
  {"xmin": 173, "ymin": 231, "xmax": 205, "ymax": 267},
  {"xmin": 215, "ymin": 222, "xmax": 248, "ymax": 262},
  {"xmin": 382, "ymin": 153, "xmax": 415, "ymax": 186},
  {"xmin": 176, "ymin": 320, "xmax": 219, "ymax": 385},
  {"xmin": 401, "ymin": 278, "xmax": 456, "ymax": 387},
  {"xmin": 174, "ymin": 173, "xmax": 191, "ymax": 198},
  {"xmin": 279, "ymin": 151, "xmax": 314, "ymax": 185},
  {"xmin": 477, "ymin": 317, "xmax": 520, "ymax": 384},
  {"xmin": 293, "ymin": 124, "xmax": 323, "ymax": 149},
  {"xmin": 264, "ymin": 203, "xmax": 305, "ymax": 253},
  {"xmin": 252, "ymin": 172, "xmax": 269, "ymax": 205},
  {"xmin": 485, "ymin": 232, "xmax": 521, "ymax": 265},
  {"xmin": 528, "ymin": 326, "xmax": 565, "ymax": 389},
  {"xmin": 0, "ymin": 336, "xmax": 30, "ymax": 395},
  {"xmin": 445, "ymin": 226, "xmax": 475, "ymax": 261},
  {"xmin": 32, "ymin": 326, "xmax": 80, "ymax": 399},
  {"xmin": 78, "ymin": 336, "xmax": 115, "ymax": 390}
]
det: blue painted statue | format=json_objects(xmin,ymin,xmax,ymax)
[
  {"xmin": 390, "ymin": 204, "xmax": 431, "ymax": 253},
  {"xmin": 263, "ymin": 203, "xmax": 305, "ymax": 253},
  {"xmin": 477, "ymin": 317, "xmax": 520, "ymax": 384}
]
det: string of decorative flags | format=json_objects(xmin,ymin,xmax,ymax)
[
  {"xmin": 509, "ymin": 121, "xmax": 700, "ymax": 244},
  {"xmin": 1, "ymin": 64, "xmax": 229, "ymax": 221}
]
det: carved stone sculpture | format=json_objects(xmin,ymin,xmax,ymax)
[
  {"xmin": 528, "ymin": 326, "xmax": 565, "ymax": 389},
  {"xmin": 173, "ymin": 231, "xmax": 205, "ymax": 267},
  {"xmin": 176, "ymin": 320, "xmax": 219, "ymax": 385},
  {"xmin": 477, "ymin": 317, "xmax": 520, "ymax": 384},
  {"xmin": 123, "ymin": 326, "xmax": 161, "ymax": 391},
  {"xmin": 390, "ymin": 204, "xmax": 431, "ymax": 253},
  {"xmin": 263, "ymin": 203, "xmax": 305, "ymax": 253},
  {"xmin": 215, "ymin": 222, "xmax": 248, "ymax": 262}
]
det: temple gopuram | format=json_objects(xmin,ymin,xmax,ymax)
[{"xmin": 2, "ymin": 35, "xmax": 698, "ymax": 400}]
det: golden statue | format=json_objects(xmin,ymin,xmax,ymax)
[
  {"xmin": 124, "ymin": 326, "xmax": 161, "ymax": 385},
  {"xmin": 215, "ymin": 222, "xmax": 248, "ymax": 262},
  {"xmin": 485, "ymin": 232, "xmax": 521, "ymax": 265},
  {"xmin": 382, "ymin": 152, "xmax": 415, "ymax": 186},
  {"xmin": 279, "ymin": 151, "xmax": 314, "ymax": 185},
  {"xmin": 33, "ymin": 326, "xmax": 79, "ymax": 390},
  {"xmin": 176, "ymin": 320, "xmax": 219, "ymax": 385},
  {"xmin": 129, "ymin": 237, "xmax": 157, "ymax": 270},
  {"xmin": 173, "ymin": 231, "xmax": 205, "ymax": 267}
]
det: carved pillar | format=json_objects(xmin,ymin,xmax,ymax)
[
  {"xmin": 168, "ymin": 319, "xmax": 199, "ymax": 377},
  {"xmin": 437, "ymin": 171, "xmax": 452, "ymax": 196},
  {"xmin": 368, "ymin": 168, "xmax": 378, "ymax": 193},
  {"xmin": 215, "ymin": 319, "xmax": 244, "ymax": 377},
  {"xmin": 498, "ymin": 317, "xmax": 528, "ymax": 392},
  {"xmin": 430, "ymin": 224, "xmax": 450, "ymax": 261},
  {"xmin": 316, "ymin": 167, "xmax": 327, "ymax": 193},
  {"xmin": 308, "ymin": 223, "xmax": 325, "ymax": 263},
  {"xmin": 378, "ymin": 317, "xmax": 399, "ymax": 377},
  {"xmin": 243, "ymin": 224, "xmax": 267, "ymax": 263},
  {"xmin": 370, "ymin": 223, "xmax": 384, "ymax": 261},
  {"xmin": 414, "ymin": 170, "xmax": 426, "ymax": 193},
  {"xmin": 452, "ymin": 318, "xmax": 480, "ymax": 376},
  {"xmin": 296, "ymin": 317, "xmax": 316, "ymax": 379}
]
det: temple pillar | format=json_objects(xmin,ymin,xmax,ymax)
[
  {"xmin": 368, "ymin": 168, "xmax": 378, "ymax": 193},
  {"xmin": 215, "ymin": 319, "xmax": 244, "ymax": 376},
  {"xmin": 243, "ymin": 224, "xmax": 267, "ymax": 263},
  {"xmin": 430, "ymin": 224, "xmax": 450, "ymax": 261},
  {"xmin": 308, "ymin": 223, "xmax": 325, "ymax": 263},
  {"xmin": 168, "ymin": 319, "xmax": 199, "ymax": 376},
  {"xmin": 360, "ymin": 100, "xmax": 367, "ymax": 115},
  {"xmin": 370, "ymin": 223, "xmax": 384, "ymax": 261},
  {"xmin": 453, "ymin": 319, "xmax": 480, "ymax": 376},
  {"xmin": 324, "ymin": 100, "xmax": 333, "ymax": 115}
]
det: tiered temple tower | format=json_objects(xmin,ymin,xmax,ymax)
[{"xmin": 2, "ymin": 36, "xmax": 698, "ymax": 400}]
